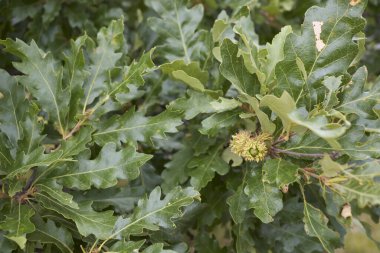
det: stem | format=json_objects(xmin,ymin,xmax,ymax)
[
  {"xmin": 89, "ymin": 239, "xmax": 99, "ymax": 253},
  {"xmin": 63, "ymin": 116, "xmax": 88, "ymax": 140},
  {"xmin": 272, "ymin": 147, "xmax": 325, "ymax": 159}
]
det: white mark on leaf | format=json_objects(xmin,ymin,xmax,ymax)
[
  {"xmin": 312, "ymin": 21, "xmax": 326, "ymax": 52},
  {"xmin": 341, "ymin": 203, "xmax": 352, "ymax": 219}
]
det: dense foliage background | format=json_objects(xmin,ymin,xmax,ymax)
[{"xmin": 0, "ymin": 0, "xmax": 379, "ymax": 252}]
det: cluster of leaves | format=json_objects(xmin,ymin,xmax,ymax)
[{"xmin": 0, "ymin": 0, "xmax": 379, "ymax": 252}]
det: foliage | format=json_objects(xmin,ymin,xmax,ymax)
[{"xmin": 0, "ymin": 0, "xmax": 380, "ymax": 252}]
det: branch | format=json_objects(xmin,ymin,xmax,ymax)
[{"xmin": 271, "ymin": 147, "xmax": 339, "ymax": 159}]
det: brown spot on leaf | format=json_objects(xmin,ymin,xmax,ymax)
[{"xmin": 350, "ymin": 0, "xmax": 360, "ymax": 6}]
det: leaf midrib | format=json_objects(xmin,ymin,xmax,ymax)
[
  {"xmin": 304, "ymin": 203, "xmax": 332, "ymax": 253},
  {"xmin": 30, "ymin": 60, "xmax": 63, "ymax": 134}
]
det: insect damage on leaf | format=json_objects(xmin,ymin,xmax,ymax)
[
  {"xmin": 350, "ymin": 0, "xmax": 361, "ymax": 6},
  {"xmin": 312, "ymin": 21, "xmax": 326, "ymax": 52}
]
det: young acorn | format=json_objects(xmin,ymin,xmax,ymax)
[{"xmin": 229, "ymin": 130, "xmax": 272, "ymax": 162}]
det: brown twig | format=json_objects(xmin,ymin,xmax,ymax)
[
  {"xmin": 63, "ymin": 109, "xmax": 93, "ymax": 140},
  {"xmin": 271, "ymin": 147, "xmax": 340, "ymax": 160},
  {"xmin": 271, "ymin": 147, "xmax": 325, "ymax": 159}
]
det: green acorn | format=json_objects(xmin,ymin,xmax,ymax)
[{"xmin": 230, "ymin": 131, "xmax": 271, "ymax": 162}]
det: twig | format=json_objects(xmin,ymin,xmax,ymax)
[
  {"xmin": 271, "ymin": 147, "xmax": 339, "ymax": 159},
  {"xmin": 271, "ymin": 147, "xmax": 325, "ymax": 158}
]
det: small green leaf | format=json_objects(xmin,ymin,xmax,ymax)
[
  {"xmin": 322, "ymin": 75, "xmax": 342, "ymax": 109},
  {"xmin": 188, "ymin": 145, "xmax": 229, "ymax": 190},
  {"xmin": 239, "ymin": 94, "xmax": 276, "ymax": 134},
  {"xmin": 264, "ymin": 25, "xmax": 292, "ymax": 86},
  {"xmin": 227, "ymin": 174, "xmax": 250, "ymax": 223},
  {"xmin": 161, "ymin": 60, "xmax": 208, "ymax": 91},
  {"xmin": 199, "ymin": 110, "xmax": 240, "ymax": 136},
  {"xmin": 162, "ymin": 146, "xmax": 193, "ymax": 192},
  {"xmin": 142, "ymin": 243, "xmax": 177, "ymax": 253},
  {"xmin": 319, "ymin": 154, "xmax": 347, "ymax": 177},
  {"xmin": 109, "ymin": 240, "xmax": 145, "ymax": 253},
  {"xmin": 220, "ymin": 39, "xmax": 260, "ymax": 96},
  {"xmin": 167, "ymin": 90, "xmax": 216, "ymax": 120},
  {"xmin": 262, "ymin": 159, "xmax": 299, "ymax": 188},
  {"xmin": 211, "ymin": 98, "xmax": 242, "ymax": 112},
  {"xmin": 260, "ymin": 91, "xmax": 296, "ymax": 134},
  {"xmin": 222, "ymin": 147, "xmax": 243, "ymax": 167},
  {"xmin": 303, "ymin": 203, "xmax": 339, "ymax": 253},
  {"xmin": 0, "ymin": 204, "xmax": 35, "ymax": 249},
  {"xmin": 289, "ymin": 108, "xmax": 348, "ymax": 148},
  {"xmin": 333, "ymin": 179, "xmax": 380, "ymax": 208},
  {"xmin": 244, "ymin": 169, "xmax": 283, "ymax": 223}
]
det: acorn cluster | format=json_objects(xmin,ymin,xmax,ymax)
[{"xmin": 230, "ymin": 130, "xmax": 271, "ymax": 162}]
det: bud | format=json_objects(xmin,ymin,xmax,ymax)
[{"xmin": 230, "ymin": 131, "xmax": 271, "ymax": 162}]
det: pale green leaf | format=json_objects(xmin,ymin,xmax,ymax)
[
  {"xmin": 239, "ymin": 94, "xmax": 276, "ymax": 134},
  {"xmin": 319, "ymin": 154, "xmax": 347, "ymax": 177},
  {"xmin": 260, "ymin": 91, "xmax": 296, "ymax": 134},
  {"xmin": 210, "ymin": 98, "xmax": 242, "ymax": 112},
  {"xmin": 288, "ymin": 107, "xmax": 348, "ymax": 148},
  {"xmin": 160, "ymin": 60, "xmax": 208, "ymax": 91},
  {"xmin": 265, "ymin": 25, "xmax": 292, "ymax": 86},
  {"xmin": 222, "ymin": 147, "xmax": 243, "ymax": 167}
]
